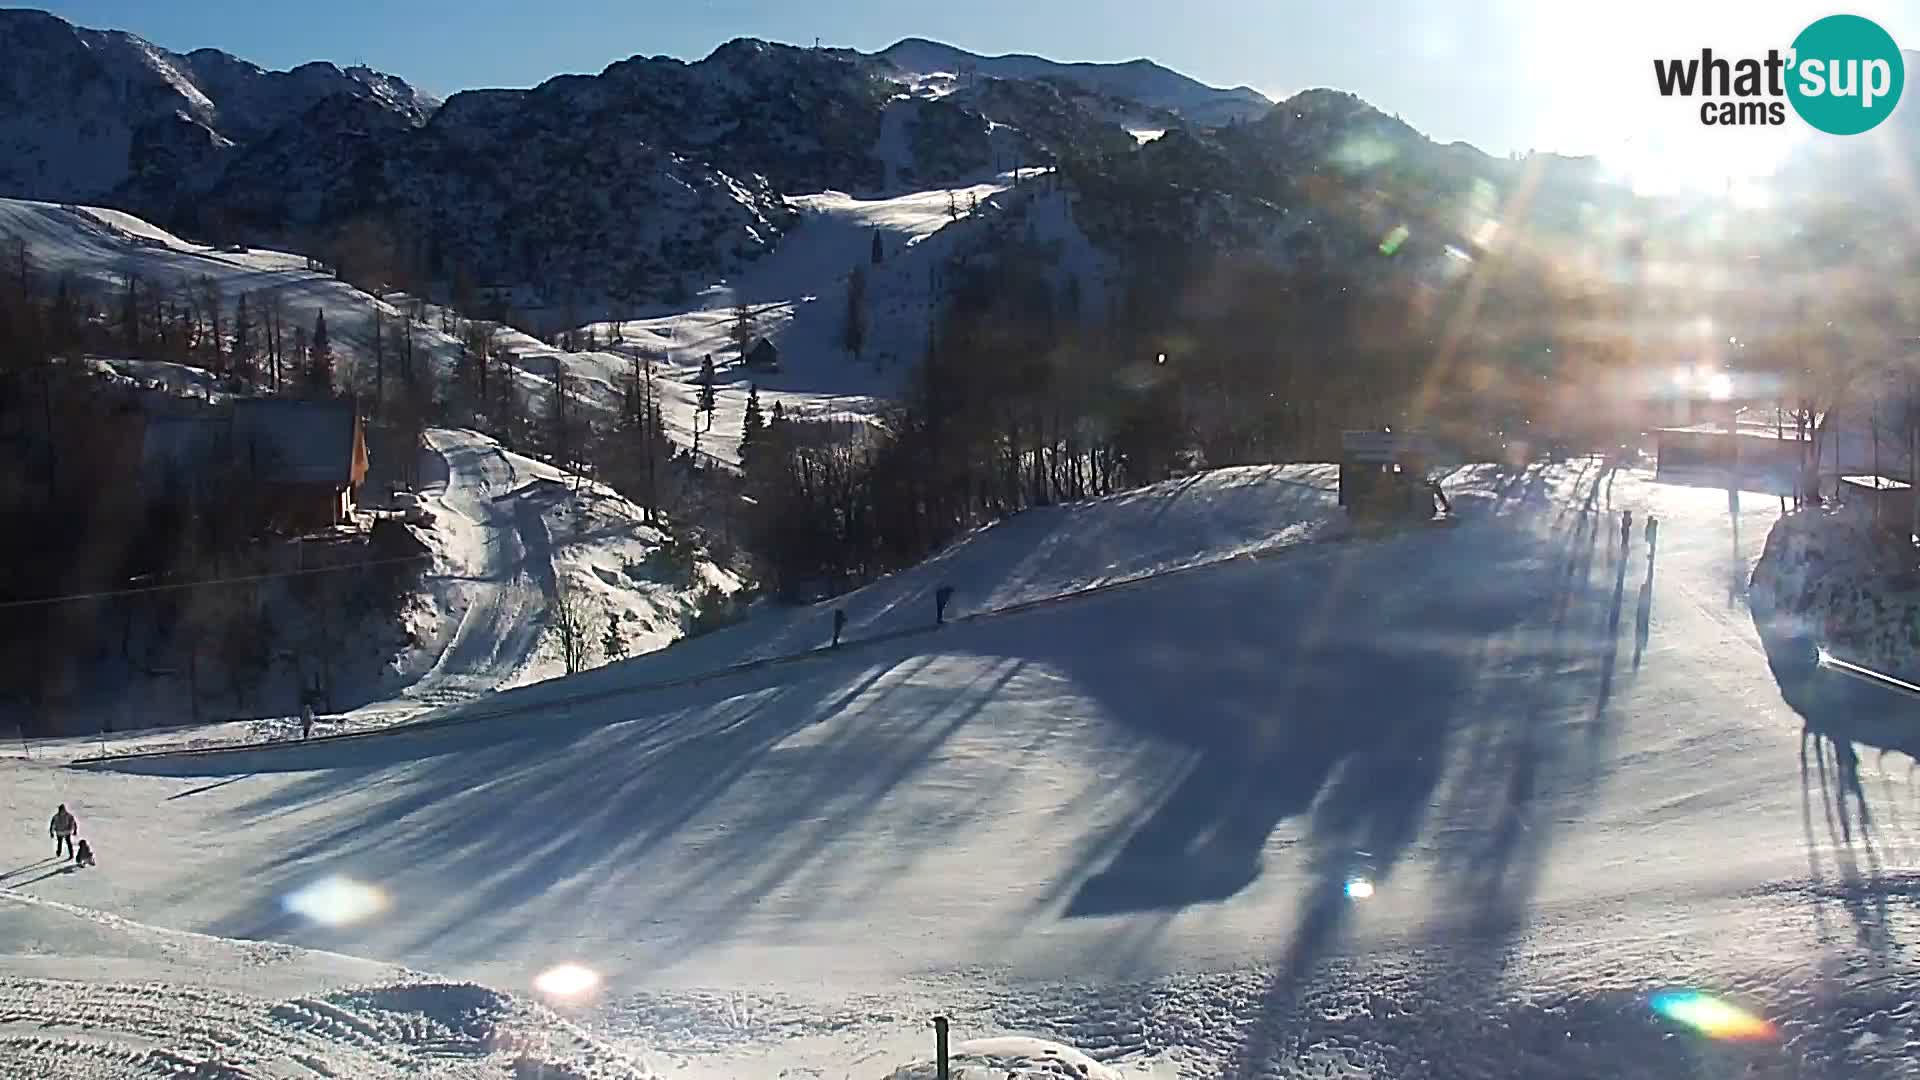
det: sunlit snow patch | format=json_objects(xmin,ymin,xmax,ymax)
[
  {"xmin": 1651, "ymin": 990, "xmax": 1775, "ymax": 1041},
  {"xmin": 283, "ymin": 876, "xmax": 387, "ymax": 927},
  {"xmin": 533, "ymin": 963, "xmax": 602, "ymax": 999},
  {"xmin": 1344, "ymin": 877, "xmax": 1376, "ymax": 899}
]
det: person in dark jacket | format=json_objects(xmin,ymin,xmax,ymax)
[
  {"xmin": 832, "ymin": 608, "xmax": 847, "ymax": 648},
  {"xmin": 935, "ymin": 585, "xmax": 955, "ymax": 625},
  {"xmin": 49, "ymin": 804, "xmax": 76, "ymax": 860}
]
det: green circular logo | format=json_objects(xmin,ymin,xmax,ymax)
[{"xmin": 1787, "ymin": 14, "xmax": 1904, "ymax": 135}]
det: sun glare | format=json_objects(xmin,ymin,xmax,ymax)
[
  {"xmin": 1519, "ymin": 1, "xmax": 1813, "ymax": 205},
  {"xmin": 534, "ymin": 963, "xmax": 602, "ymax": 999},
  {"xmin": 1598, "ymin": 126, "xmax": 1805, "ymax": 204}
]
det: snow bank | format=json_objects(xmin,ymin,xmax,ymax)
[
  {"xmin": 70, "ymin": 204, "xmax": 197, "ymax": 250},
  {"xmin": 1750, "ymin": 506, "xmax": 1920, "ymax": 675},
  {"xmin": 880, "ymin": 1036, "xmax": 1122, "ymax": 1080}
]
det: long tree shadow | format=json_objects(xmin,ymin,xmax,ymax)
[
  {"xmin": 1633, "ymin": 548, "xmax": 1656, "ymax": 672},
  {"xmin": 191, "ymin": 638, "xmax": 1032, "ymax": 972},
  {"xmin": 1223, "ymin": 496, "xmax": 1628, "ymax": 1078},
  {"xmin": 1059, "ymin": 497, "xmax": 1610, "ymax": 938},
  {"xmin": 1432, "ymin": 500, "xmax": 1610, "ymax": 915},
  {"xmin": 1801, "ymin": 722, "xmax": 1899, "ymax": 954}
]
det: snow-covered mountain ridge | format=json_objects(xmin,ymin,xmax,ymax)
[
  {"xmin": 874, "ymin": 36, "xmax": 1273, "ymax": 127},
  {"xmin": 0, "ymin": 11, "xmax": 1266, "ymax": 309},
  {"xmin": 0, "ymin": 7, "xmax": 435, "ymax": 209}
]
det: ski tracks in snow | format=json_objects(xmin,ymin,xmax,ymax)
[{"xmin": 0, "ymin": 975, "xmax": 654, "ymax": 1079}]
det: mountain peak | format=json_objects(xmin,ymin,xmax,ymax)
[{"xmin": 874, "ymin": 38, "xmax": 1271, "ymax": 127}]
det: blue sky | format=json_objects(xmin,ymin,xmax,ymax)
[{"xmin": 30, "ymin": 1, "xmax": 1920, "ymax": 163}]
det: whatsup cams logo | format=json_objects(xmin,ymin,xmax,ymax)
[{"xmin": 1652, "ymin": 13, "xmax": 1904, "ymax": 134}]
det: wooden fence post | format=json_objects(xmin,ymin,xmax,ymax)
[{"xmin": 933, "ymin": 1015, "xmax": 949, "ymax": 1080}]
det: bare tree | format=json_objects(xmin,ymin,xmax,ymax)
[{"xmin": 551, "ymin": 574, "xmax": 604, "ymax": 675}]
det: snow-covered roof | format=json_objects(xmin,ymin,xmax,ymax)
[
  {"xmin": 1840, "ymin": 474, "xmax": 1911, "ymax": 490},
  {"xmin": 1656, "ymin": 421, "xmax": 1797, "ymax": 440}
]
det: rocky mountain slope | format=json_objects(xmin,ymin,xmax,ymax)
[
  {"xmin": 0, "ymin": 7, "xmax": 435, "ymax": 210},
  {"xmin": 0, "ymin": 12, "xmax": 1248, "ymax": 311},
  {"xmin": 198, "ymin": 37, "xmax": 1156, "ymax": 306}
]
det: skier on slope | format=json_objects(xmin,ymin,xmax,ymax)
[{"xmin": 49, "ymin": 804, "xmax": 76, "ymax": 861}]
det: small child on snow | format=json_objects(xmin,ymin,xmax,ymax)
[{"xmin": 74, "ymin": 839, "xmax": 95, "ymax": 868}]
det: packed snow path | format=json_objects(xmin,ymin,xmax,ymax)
[
  {"xmin": 7, "ymin": 461, "xmax": 1920, "ymax": 1077},
  {"xmin": 376, "ymin": 429, "xmax": 554, "ymax": 715}
]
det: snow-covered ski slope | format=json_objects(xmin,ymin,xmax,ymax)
[
  {"xmin": 0, "ymin": 198, "xmax": 456, "ymax": 367},
  {"xmin": 530, "ymin": 175, "xmax": 1103, "ymax": 465},
  {"xmin": 0, "ymin": 178, "xmax": 1100, "ymax": 469},
  {"xmin": 8, "ymin": 459, "xmax": 1920, "ymax": 1076}
]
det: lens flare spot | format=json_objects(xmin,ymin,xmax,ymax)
[
  {"xmin": 1707, "ymin": 373, "xmax": 1734, "ymax": 402},
  {"xmin": 1651, "ymin": 990, "xmax": 1775, "ymax": 1041},
  {"xmin": 283, "ymin": 876, "xmax": 386, "ymax": 927},
  {"xmin": 1379, "ymin": 224, "xmax": 1410, "ymax": 256},
  {"xmin": 534, "ymin": 963, "xmax": 601, "ymax": 999},
  {"xmin": 1816, "ymin": 646, "xmax": 1833, "ymax": 666},
  {"xmin": 1344, "ymin": 877, "xmax": 1375, "ymax": 899}
]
